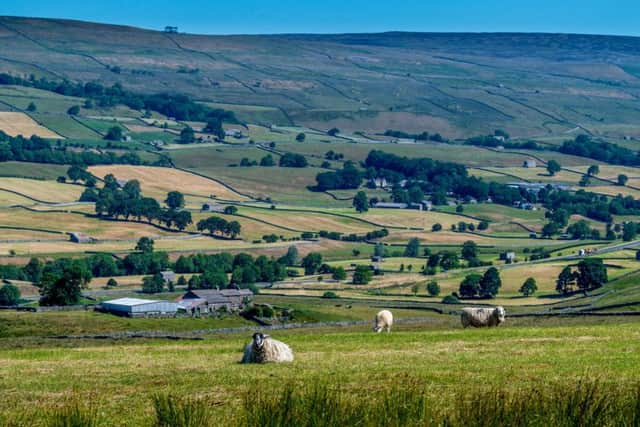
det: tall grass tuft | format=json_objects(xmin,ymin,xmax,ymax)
[
  {"xmin": 241, "ymin": 378, "xmax": 640, "ymax": 427},
  {"xmin": 152, "ymin": 393, "xmax": 213, "ymax": 427},
  {"xmin": 46, "ymin": 399, "xmax": 98, "ymax": 427}
]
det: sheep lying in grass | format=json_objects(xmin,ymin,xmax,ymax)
[
  {"xmin": 461, "ymin": 306, "xmax": 506, "ymax": 328},
  {"xmin": 373, "ymin": 310, "xmax": 393, "ymax": 333},
  {"xmin": 241, "ymin": 332, "xmax": 294, "ymax": 364}
]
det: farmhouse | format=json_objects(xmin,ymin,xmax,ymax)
[
  {"xmin": 160, "ymin": 270, "xmax": 176, "ymax": 284},
  {"xmin": 180, "ymin": 288, "xmax": 253, "ymax": 314},
  {"xmin": 225, "ymin": 129, "xmax": 245, "ymax": 138},
  {"xmin": 500, "ymin": 251, "xmax": 516, "ymax": 262},
  {"xmin": 523, "ymin": 159, "xmax": 537, "ymax": 168},
  {"xmin": 100, "ymin": 298, "xmax": 178, "ymax": 317},
  {"xmin": 368, "ymin": 177, "xmax": 390, "ymax": 189}
]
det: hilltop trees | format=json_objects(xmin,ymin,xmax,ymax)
[{"xmin": 618, "ymin": 174, "xmax": 628, "ymax": 186}]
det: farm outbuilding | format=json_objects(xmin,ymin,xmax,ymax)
[
  {"xmin": 100, "ymin": 298, "xmax": 178, "ymax": 317},
  {"xmin": 180, "ymin": 288, "xmax": 253, "ymax": 313},
  {"xmin": 202, "ymin": 203, "xmax": 224, "ymax": 213},
  {"xmin": 69, "ymin": 232, "xmax": 93, "ymax": 243},
  {"xmin": 523, "ymin": 159, "xmax": 537, "ymax": 168},
  {"xmin": 160, "ymin": 270, "xmax": 176, "ymax": 284}
]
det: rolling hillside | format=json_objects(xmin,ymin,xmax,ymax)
[{"xmin": 1, "ymin": 16, "xmax": 640, "ymax": 138}]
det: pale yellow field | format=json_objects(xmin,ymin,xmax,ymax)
[
  {"xmin": 0, "ymin": 111, "xmax": 61, "ymax": 138},
  {"xmin": 88, "ymin": 165, "xmax": 248, "ymax": 201},
  {"xmin": 0, "ymin": 189, "xmax": 34, "ymax": 207},
  {"xmin": 572, "ymin": 165, "xmax": 640, "ymax": 180},
  {"xmin": 356, "ymin": 209, "xmax": 462, "ymax": 230},
  {"xmin": 0, "ymin": 178, "xmax": 83, "ymax": 203},
  {"xmin": 484, "ymin": 166, "xmax": 580, "ymax": 184},
  {"xmin": 239, "ymin": 208, "xmax": 373, "ymax": 234},
  {"xmin": 0, "ymin": 236, "xmax": 316, "ymax": 256},
  {"xmin": 0, "ymin": 208, "xmax": 175, "ymax": 240},
  {"xmin": 587, "ymin": 185, "xmax": 640, "ymax": 198}
]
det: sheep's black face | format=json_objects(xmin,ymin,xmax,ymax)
[{"xmin": 253, "ymin": 332, "xmax": 265, "ymax": 348}]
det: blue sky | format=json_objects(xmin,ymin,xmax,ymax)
[{"xmin": 1, "ymin": 0, "xmax": 638, "ymax": 36}]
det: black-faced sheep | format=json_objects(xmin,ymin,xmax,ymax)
[
  {"xmin": 460, "ymin": 306, "xmax": 506, "ymax": 328},
  {"xmin": 373, "ymin": 310, "xmax": 393, "ymax": 333},
  {"xmin": 241, "ymin": 332, "xmax": 294, "ymax": 363}
]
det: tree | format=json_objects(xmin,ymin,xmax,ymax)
[
  {"xmin": 432, "ymin": 223, "xmax": 442, "ymax": 232},
  {"xmin": 618, "ymin": 174, "xmax": 628, "ymax": 186},
  {"xmin": 135, "ymin": 237, "xmax": 154, "ymax": 253},
  {"xmin": 165, "ymin": 191, "xmax": 185, "ymax": 209},
  {"xmin": 542, "ymin": 222, "xmax": 559, "ymax": 238},
  {"xmin": 282, "ymin": 246, "xmax": 299, "ymax": 266},
  {"xmin": 459, "ymin": 273, "xmax": 482, "ymax": 298},
  {"xmin": 519, "ymin": 277, "xmax": 537, "ymax": 297},
  {"xmin": 39, "ymin": 261, "xmax": 91, "ymax": 306},
  {"xmin": 203, "ymin": 118, "xmax": 225, "ymax": 140},
  {"xmin": 579, "ymin": 175, "xmax": 590, "ymax": 187},
  {"xmin": 260, "ymin": 154, "xmax": 275, "ymax": 167},
  {"xmin": 223, "ymin": 206, "xmax": 238, "ymax": 215},
  {"xmin": 353, "ymin": 265, "xmax": 373, "ymax": 284},
  {"xmin": 279, "ymin": 153, "xmax": 308, "ymax": 168},
  {"xmin": 374, "ymin": 242, "xmax": 386, "ymax": 258},
  {"xmin": 587, "ymin": 165, "xmax": 600, "ymax": 176},
  {"xmin": 106, "ymin": 278, "xmax": 118, "ymax": 288},
  {"xmin": 179, "ymin": 126, "xmax": 195, "ymax": 144},
  {"xmin": 301, "ymin": 253, "xmax": 323, "ymax": 275},
  {"xmin": 322, "ymin": 291, "xmax": 339, "ymax": 299},
  {"xmin": 0, "ymin": 284, "xmax": 20, "ymax": 306},
  {"xmin": 411, "ymin": 283, "xmax": 420, "ymax": 295},
  {"xmin": 461, "ymin": 241, "xmax": 478, "ymax": 261},
  {"xmin": 576, "ymin": 258, "xmax": 608, "ymax": 291},
  {"xmin": 408, "ymin": 186, "xmax": 424, "ymax": 204},
  {"xmin": 547, "ymin": 160, "xmax": 561, "ymax": 176},
  {"xmin": 478, "ymin": 220, "xmax": 489, "ymax": 231},
  {"xmin": 556, "ymin": 266, "xmax": 575, "ymax": 294},
  {"xmin": 104, "ymin": 126, "xmax": 123, "ymax": 141},
  {"xmin": 142, "ymin": 273, "xmax": 164, "ymax": 294},
  {"xmin": 550, "ymin": 208, "xmax": 569, "ymax": 228},
  {"xmin": 26, "ymin": 102, "xmax": 37, "ymax": 112},
  {"xmin": 332, "ymin": 267, "xmax": 347, "ymax": 281},
  {"xmin": 439, "ymin": 252, "xmax": 459, "ymax": 270},
  {"xmin": 67, "ymin": 105, "xmax": 80, "ymax": 116},
  {"xmin": 404, "ymin": 238, "xmax": 420, "ymax": 257},
  {"xmin": 327, "ymin": 127, "xmax": 340, "ymax": 136},
  {"xmin": 480, "ymin": 267, "xmax": 502, "ymax": 297},
  {"xmin": 623, "ymin": 222, "xmax": 637, "ymax": 242},
  {"xmin": 23, "ymin": 257, "xmax": 43, "ymax": 283},
  {"xmin": 567, "ymin": 220, "xmax": 592, "ymax": 240},
  {"xmin": 296, "ymin": 133, "xmax": 306, "ymax": 142},
  {"xmin": 427, "ymin": 281, "xmax": 440, "ymax": 297},
  {"xmin": 353, "ymin": 191, "xmax": 369, "ymax": 213}
]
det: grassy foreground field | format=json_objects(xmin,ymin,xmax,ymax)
[{"xmin": 0, "ymin": 315, "xmax": 639, "ymax": 426}]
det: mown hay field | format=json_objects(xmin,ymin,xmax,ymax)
[
  {"xmin": 87, "ymin": 165, "xmax": 248, "ymax": 201},
  {"xmin": 0, "ymin": 318, "xmax": 639, "ymax": 426},
  {"xmin": 0, "ymin": 111, "xmax": 61, "ymax": 138},
  {"xmin": 0, "ymin": 178, "xmax": 83, "ymax": 203}
]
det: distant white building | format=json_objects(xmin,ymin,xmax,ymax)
[
  {"xmin": 100, "ymin": 298, "xmax": 178, "ymax": 317},
  {"xmin": 523, "ymin": 159, "xmax": 537, "ymax": 168},
  {"xmin": 373, "ymin": 202, "xmax": 408, "ymax": 209}
]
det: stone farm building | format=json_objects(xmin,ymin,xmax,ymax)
[{"xmin": 178, "ymin": 288, "xmax": 253, "ymax": 316}]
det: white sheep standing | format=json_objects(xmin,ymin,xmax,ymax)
[
  {"xmin": 373, "ymin": 310, "xmax": 393, "ymax": 333},
  {"xmin": 460, "ymin": 306, "xmax": 506, "ymax": 328},
  {"xmin": 241, "ymin": 332, "xmax": 294, "ymax": 363}
]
